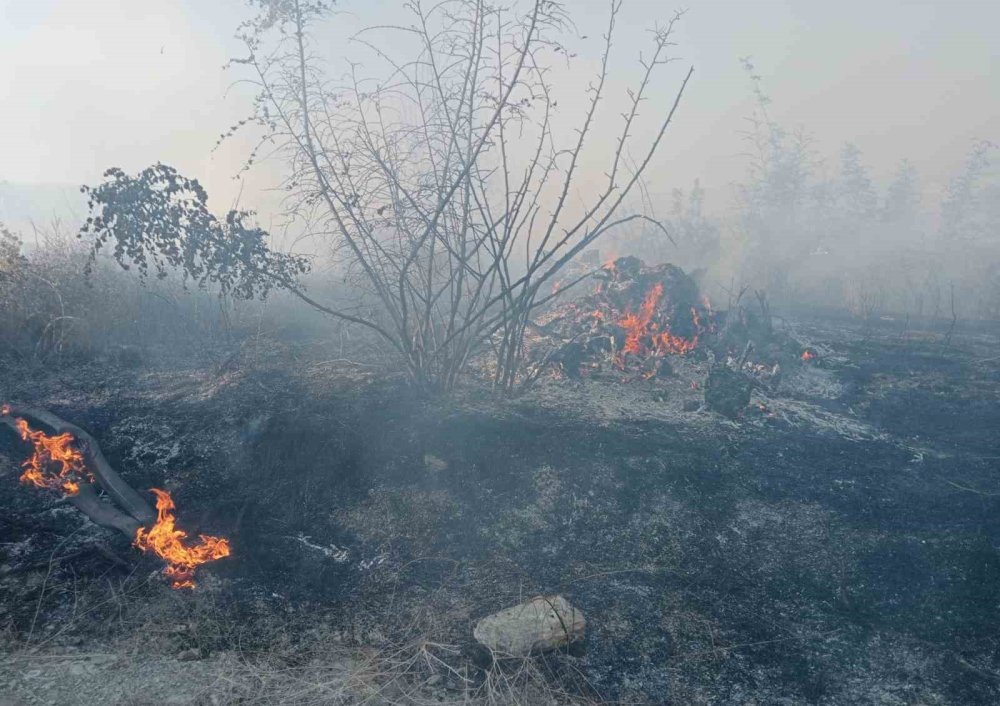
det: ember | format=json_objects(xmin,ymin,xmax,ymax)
[
  {"xmin": 802, "ymin": 350, "xmax": 815, "ymax": 361},
  {"xmin": 134, "ymin": 488, "xmax": 231, "ymax": 589},
  {"xmin": 2, "ymin": 407, "xmax": 93, "ymax": 496}
]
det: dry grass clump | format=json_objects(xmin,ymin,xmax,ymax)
[
  {"xmin": 0, "ymin": 219, "xmax": 265, "ymax": 367},
  {"xmin": 1, "ymin": 559, "xmax": 603, "ymax": 706},
  {"xmin": 214, "ymin": 636, "xmax": 601, "ymax": 706}
]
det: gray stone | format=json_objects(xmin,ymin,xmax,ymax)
[{"xmin": 473, "ymin": 595, "xmax": 585, "ymax": 658}]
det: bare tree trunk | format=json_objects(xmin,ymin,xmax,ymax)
[{"xmin": 228, "ymin": 0, "xmax": 692, "ymax": 394}]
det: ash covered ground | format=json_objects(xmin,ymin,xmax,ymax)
[{"xmin": 1, "ymin": 310, "xmax": 999, "ymax": 705}]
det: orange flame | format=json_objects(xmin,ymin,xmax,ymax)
[
  {"xmin": 616, "ymin": 284, "xmax": 700, "ymax": 365},
  {"xmin": 652, "ymin": 307, "xmax": 700, "ymax": 356},
  {"xmin": 621, "ymin": 283, "xmax": 663, "ymax": 356},
  {"xmin": 6, "ymin": 412, "xmax": 92, "ymax": 496},
  {"xmin": 801, "ymin": 350, "xmax": 815, "ymax": 361},
  {"xmin": 134, "ymin": 488, "xmax": 231, "ymax": 589}
]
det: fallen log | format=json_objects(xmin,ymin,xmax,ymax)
[
  {"xmin": 1, "ymin": 417, "xmax": 141, "ymax": 537},
  {"xmin": 62, "ymin": 483, "xmax": 142, "ymax": 537},
  {"xmin": 1, "ymin": 404, "xmax": 154, "ymax": 526}
]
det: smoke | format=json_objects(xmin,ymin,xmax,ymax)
[{"xmin": 2, "ymin": 0, "xmax": 997, "ymax": 320}]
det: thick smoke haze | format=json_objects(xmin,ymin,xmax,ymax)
[
  {"xmin": 3, "ymin": 4, "xmax": 1000, "ymax": 703},
  {"xmin": 1, "ymin": 0, "xmax": 997, "ymax": 317},
  {"xmin": 2, "ymin": 1, "xmax": 995, "ymax": 220}
]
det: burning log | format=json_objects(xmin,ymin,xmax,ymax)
[
  {"xmin": 473, "ymin": 595, "xmax": 586, "ymax": 658},
  {"xmin": 64, "ymin": 483, "xmax": 143, "ymax": 537},
  {"xmin": 1, "ymin": 405, "xmax": 145, "ymax": 537},
  {"xmin": 8, "ymin": 414, "xmax": 93, "ymax": 495},
  {"xmin": 1, "ymin": 404, "xmax": 154, "ymax": 524},
  {"xmin": 2, "ymin": 404, "xmax": 231, "ymax": 588}
]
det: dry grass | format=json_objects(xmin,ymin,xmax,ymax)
[{"xmin": 1, "ymin": 559, "xmax": 604, "ymax": 706}]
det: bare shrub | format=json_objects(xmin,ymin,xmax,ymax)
[{"xmin": 82, "ymin": 0, "xmax": 693, "ymax": 394}]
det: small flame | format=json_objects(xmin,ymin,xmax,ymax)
[
  {"xmin": 8, "ymin": 414, "xmax": 92, "ymax": 496},
  {"xmin": 801, "ymin": 350, "xmax": 815, "ymax": 361},
  {"xmin": 134, "ymin": 488, "xmax": 231, "ymax": 589}
]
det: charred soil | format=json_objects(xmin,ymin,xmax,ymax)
[{"xmin": 2, "ymin": 313, "xmax": 999, "ymax": 704}]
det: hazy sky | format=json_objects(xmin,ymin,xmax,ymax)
[{"xmin": 1, "ymin": 0, "xmax": 997, "ymax": 227}]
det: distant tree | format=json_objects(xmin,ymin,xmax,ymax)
[
  {"xmin": 0, "ymin": 222, "xmax": 25, "ymax": 273},
  {"xmin": 735, "ymin": 57, "xmax": 817, "ymax": 297},
  {"xmin": 668, "ymin": 179, "xmax": 719, "ymax": 267},
  {"xmin": 80, "ymin": 165, "xmax": 310, "ymax": 301},
  {"xmin": 883, "ymin": 159, "xmax": 920, "ymax": 225},
  {"xmin": 940, "ymin": 139, "xmax": 997, "ymax": 242},
  {"xmin": 838, "ymin": 143, "xmax": 878, "ymax": 223}
]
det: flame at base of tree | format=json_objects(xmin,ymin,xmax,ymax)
[
  {"xmin": 133, "ymin": 488, "xmax": 231, "ymax": 589},
  {"xmin": 2, "ymin": 405, "xmax": 92, "ymax": 496}
]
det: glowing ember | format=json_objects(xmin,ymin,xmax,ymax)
[
  {"xmin": 801, "ymin": 350, "xmax": 815, "ymax": 361},
  {"xmin": 134, "ymin": 488, "xmax": 231, "ymax": 589},
  {"xmin": 3, "ymin": 411, "xmax": 93, "ymax": 496}
]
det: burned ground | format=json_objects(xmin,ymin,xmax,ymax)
[{"xmin": 2, "ymin": 314, "xmax": 999, "ymax": 704}]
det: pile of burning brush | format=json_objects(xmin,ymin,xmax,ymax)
[{"xmin": 534, "ymin": 256, "xmax": 714, "ymax": 380}]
